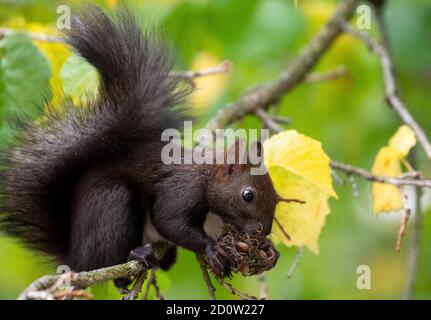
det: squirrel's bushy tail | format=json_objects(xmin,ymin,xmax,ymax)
[{"xmin": 0, "ymin": 6, "xmax": 188, "ymax": 259}]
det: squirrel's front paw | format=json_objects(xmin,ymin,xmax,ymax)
[
  {"xmin": 128, "ymin": 244, "xmax": 157, "ymax": 268},
  {"xmin": 205, "ymin": 244, "xmax": 233, "ymax": 278}
]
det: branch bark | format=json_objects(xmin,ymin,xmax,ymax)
[
  {"xmin": 201, "ymin": 0, "xmax": 357, "ymax": 143},
  {"xmin": 330, "ymin": 160, "xmax": 431, "ymax": 188},
  {"xmin": 18, "ymin": 242, "xmax": 172, "ymax": 300},
  {"xmin": 19, "ymin": 260, "xmax": 145, "ymax": 300}
]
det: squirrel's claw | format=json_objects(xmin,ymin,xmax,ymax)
[
  {"xmin": 128, "ymin": 244, "xmax": 157, "ymax": 268},
  {"xmin": 206, "ymin": 244, "xmax": 233, "ymax": 278}
]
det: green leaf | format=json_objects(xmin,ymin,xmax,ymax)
[
  {"xmin": 0, "ymin": 33, "xmax": 51, "ymax": 136},
  {"xmin": 60, "ymin": 53, "xmax": 99, "ymax": 103}
]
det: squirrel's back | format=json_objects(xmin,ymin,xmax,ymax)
[{"xmin": 0, "ymin": 6, "xmax": 189, "ymax": 259}]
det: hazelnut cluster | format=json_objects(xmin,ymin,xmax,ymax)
[{"xmin": 217, "ymin": 224, "xmax": 279, "ymax": 276}]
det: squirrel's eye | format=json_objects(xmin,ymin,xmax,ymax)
[{"xmin": 242, "ymin": 189, "xmax": 254, "ymax": 202}]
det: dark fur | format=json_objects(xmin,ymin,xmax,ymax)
[{"xmin": 0, "ymin": 6, "xmax": 278, "ymax": 275}]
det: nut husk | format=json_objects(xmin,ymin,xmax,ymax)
[{"xmin": 217, "ymin": 223, "xmax": 278, "ymax": 276}]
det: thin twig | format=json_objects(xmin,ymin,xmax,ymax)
[
  {"xmin": 404, "ymin": 188, "xmax": 422, "ymax": 299},
  {"xmin": 141, "ymin": 269, "xmax": 164, "ymax": 300},
  {"xmin": 269, "ymin": 115, "xmax": 291, "ymax": 125},
  {"xmin": 287, "ymin": 247, "xmax": 304, "ymax": 279},
  {"xmin": 197, "ymin": 254, "xmax": 257, "ymax": 300},
  {"xmin": 255, "ymin": 108, "xmax": 284, "ymax": 133},
  {"xmin": 196, "ymin": 254, "xmax": 258, "ymax": 300},
  {"xmin": 0, "ymin": 27, "xmax": 64, "ymax": 43},
  {"xmin": 151, "ymin": 270, "xmax": 164, "ymax": 300},
  {"xmin": 122, "ymin": 271, "xmax": 148, "ymax": 300},
  {"xmin": 396, "ymin": 187, "xmax": 411, "ymax": 253},
  {"xmin": 196, "ymin": 254, "xmax": 216, "ymax": 300},
  {"xmin": 330, "ymin": 160, "xmax": 431, "ymax": 188},
  {"xmin": 258, "ymin": 274, "xmax": 268, "ymax": 299},
  {"xmin": 339, "ymin": 21, "xmax": 431, "ymax": 160},
  {"xmin": 141, "ymin": 272, "xmax": 153, "ymax": 300},
  {"xmin": 346, "ymin": 13, "xmax": 431, "ymax": 288},
  {"xmin": 212, "ymin": 273, "xmax": 259, "ymax": 300},
  {"xmin": 274, "ymin": 217, "xmax": 291, "ymax": 241},
  {"xmin": 304, "ymin": 65, "xmax": 348, "ymax": 83},
  {"xmin": 170, "ymin": 60, "xmax": 232, "ymax": 86}
]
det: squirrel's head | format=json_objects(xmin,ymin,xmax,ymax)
[{"xmin": 208, "ymin": 139, "xmax": 278, "ymax": 236}]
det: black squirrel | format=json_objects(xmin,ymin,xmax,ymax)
[{"xmin": 0, "ymin": 6, "xmax": 279, "ymax": 281}]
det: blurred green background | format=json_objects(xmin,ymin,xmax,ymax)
[{"xmin": 1, "ymin": 0, "xmax": 431, "ymax": 299}]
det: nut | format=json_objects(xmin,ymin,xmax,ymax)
[
  {"xmin": 258, "ymin": 250, "xmax": 267, "ymax": 259},
  {"xmin": 235, "ymin": 241, "xmax": 250, "ymax": 253},
  {"xmin": 239, "ymin": 264, "xmax": 250, "ymax": 276}
]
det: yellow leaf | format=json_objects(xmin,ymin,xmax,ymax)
[
  {"xmin": 106, "ymin": 0, "xmax": 118, "ymax": 9},
  {"xmin": 388, "ymin": 125, "xmax": 416, "ymax": 157},
  {"xmin": 371, "ymin": 147, "xmax": 404, "ymax": 213},
  {"xmin": 264, "ymin": 130, "xmax": 337, "ymax": 198},
  {"xmin": 270, "ymin": 167, "xmax": 331, "ymax": 254},
  {"xmin": 263, "ymin": 130, "xmax": 337, "ymax": 254},
  {"xmin": 371, "ymin": 125, "xmax": 416, "ymax": 214}
]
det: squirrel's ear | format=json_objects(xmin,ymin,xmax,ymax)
[
  {"xmin": 217, "ymin": 139, "xmax": 248, "ymax": 177},
  {"xmin": 225, "ymin": 138, "xmax": 248, "ymax": 165}
]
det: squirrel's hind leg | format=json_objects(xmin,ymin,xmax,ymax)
[
  {"xmin": 67, "ymin": 175, "xmax": 145, "ymax": 272},
  {"xmin": 128, "ymin": 243, "xmax": 177, "ymax": 271}
]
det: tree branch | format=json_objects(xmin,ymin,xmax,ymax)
[
  {"xmin": 304, "ymin": 65, "xmax": 348, "ymax": 83},
  {"xmin": 396, "ymin": 186, "xmax": 412, "ymax": 253},
  {"xmin": 18, "ymin": 243, "xmax": 172, "ymax": 300},
  {"xmin": 330, "ymin": 160, "xmax": 431, "ymax": 188},
  {"xmin": 201, "ymin": 0, "xmax": 357, "ymax": 143},
  {"xmin": 122, "ymin": 270, "xmax": 148, "ymax": 300},
  {"xmin": 256, "ymin": 108, "xmax": 285, "ymax": 133},
  {"xmin": 196, "ymin": 254, "xmax": 216, "ymax": 300},
  {"xmin": 196, "ymin": 254, "xmax": 258, "ymax": 300},
  {"xmin": 170, "ymin": 60, "xmax": 232, "ymax": 85},
  {"xmin": 339, "ymin": 21, "xmax": 431, "ymax": 160},
  {"xmin": 19, "ymin": 260, "xmax": 144, "ymax": 300},
  {"xmin": 287, "ymin": 247, "xmax": 304, "ymax": 279}
]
